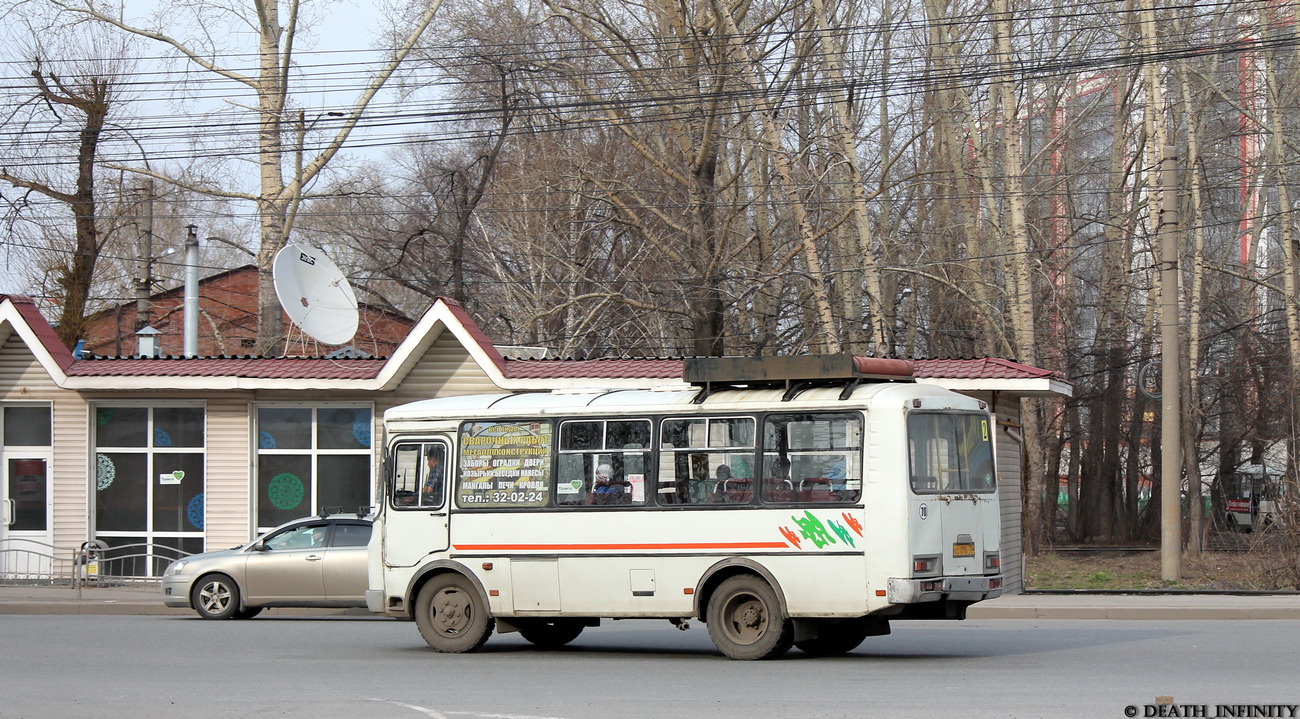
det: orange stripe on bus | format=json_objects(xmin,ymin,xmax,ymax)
[{"xmin": 453, "ymin": 542, "xmax": 790, "ymax": 551}]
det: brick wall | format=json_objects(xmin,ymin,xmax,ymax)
[{"xmin": 83, "ymin": 266, "xmax": 413, "ymax": 357}]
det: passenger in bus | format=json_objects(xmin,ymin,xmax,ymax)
[
  {"xmin": 592, "ymin": 463, "xmax": 629, "ymax": 504},
  {"xmin": 764, "ymin": 457, "xmax": 795, "ymax": 501},
  {"xmin": 422, "ymin": 449, "xmax": 444, "ymax": 506}
]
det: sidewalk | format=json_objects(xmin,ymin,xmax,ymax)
[
  {"xmin": 3, "ymin": 583, "xmax": 1300, "ymax": 619},
  {"xmin": 0, "ymin": 583, "xmax": 370, "ymax": 617},
  {"xmin": 965, "ymin": 591, "xmax": 1300, "ymax": 620}
]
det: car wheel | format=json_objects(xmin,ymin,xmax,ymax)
[
  {"xmin": 707, "ymin": 575, "xmax": 793, "ymax": 660},
  {"xmin": 794, "ymin": 618, "xmax": 871, "ymax": 656},
  {"xmin": 414, "ymin": 574, "xmax": 494, "ymax": 653},
  {"xmin": 518, "ymin": 619, "xmax": 585, "ymax": 649},
  {"xmin": 191, "ymin": 573, "xmax": 241, "ymax": 620}
]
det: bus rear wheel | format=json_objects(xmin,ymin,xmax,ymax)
[
  {"xmin": 517, "ymin": 619, "xmax": 585, "ymax": 649},
  {"xmin": 415, "ymin": 574, "xmax": 494, "ymax": 653},
  {"xmin": 707, "ymin": 575, "xmax": 793, "ymax": 660},
  {"xmin": 794, "ymin": 618, "xmax": 871, "ymax": 656}
]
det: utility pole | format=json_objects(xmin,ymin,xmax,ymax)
[
  {"xmin": 134, "ymin": 180, "xmax": 155, "ymax": 330},
  {"xmin": 1158, "ymin": 146, "xmax": 1182, "ymax": 582}
]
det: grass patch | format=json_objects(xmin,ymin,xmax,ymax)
[{"xmin": 1024, "ymin": 550, "xmax": 1280, "ymax": 591}]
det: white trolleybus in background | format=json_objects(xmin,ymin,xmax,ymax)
[{"xmin": 368, "ymin": 356, "xmax": 1004, "ymax": 660}]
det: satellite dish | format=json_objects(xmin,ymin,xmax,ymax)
[{"xmin": 272, "ymin": 244, "xmax": 359, "ymax": 346}]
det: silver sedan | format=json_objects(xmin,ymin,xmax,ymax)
[{"xmin": 161, "ymin": 514, "xmax": 372, "ymax": 619}]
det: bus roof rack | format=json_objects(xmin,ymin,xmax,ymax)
[{"xmin": 683, "ymin": 355, "xmax": 914, "ymax": 403}]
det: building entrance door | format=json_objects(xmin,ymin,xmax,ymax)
[
  {"xmin": 1, "ymin": 405, "xmax": 54, "ymax": 578},
  {"xmin": 2, "ymin": 451, "xmax": 54, "ymax": 577}
]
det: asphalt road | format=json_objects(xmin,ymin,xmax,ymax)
[{"xmin": 3, "ymin": 615, "xmax": 1297, "ymax": 719}]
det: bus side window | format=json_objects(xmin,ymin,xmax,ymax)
[
  {"xmin": 391, "ymin": 444, "xmax": 422, "ymax": 507},
  {"xmin": 420, "ymin": 444, "xmax": 445, "ymax": 507}
]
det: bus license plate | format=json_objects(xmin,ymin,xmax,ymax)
[{"xmin": 952, "ymin": 542, "xmax": 975, "ymax": 558}]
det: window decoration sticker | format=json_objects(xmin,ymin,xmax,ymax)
[
  {"xmin": 352, "ymin": 410, "xmax": 372, "ymax": 447},
  {"xmin": 259, "ymin": 430, "xmax": 277, "ymax": 450},
  {"xmin": 154, "ymin": 427, "xmax": 173, "ymax": 447},
  {"xmin": 96, "ymin": 408, "xmax": 114, "ymax": 426},
  {"xmin": 267, "ymin": 472, "xmax": 305, "ymax": 510},
  {"xmin": 96, "ymin": 453, "xmax": 116, "ymax": 490},
  {"xmin": 187, "ymin": 494, "xmax": 205, "ymax": 530}
]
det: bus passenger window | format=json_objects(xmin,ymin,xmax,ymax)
[
  {"xmin": 761, "ymin": 414, "xmax": 862, "ymax": 504},
  {"xmin": 556, "ymin": 420, "xmax": 650, "ymax": 507},
  {"xmin": 659, "ymin": 417, "xmax": 756, "ymax": 506}
]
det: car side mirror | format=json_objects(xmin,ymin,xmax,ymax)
[{"xmin": 251, "ymin": 541, "xmax": 268, "ymax": 552}]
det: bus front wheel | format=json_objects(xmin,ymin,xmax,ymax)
[
  {"xmin": 414, "ymin": 574, "xmax": 494, "ymax": 653},
  {"xmin": 706, "ymin": 575, "xmax": 793, "ymax": 660}
]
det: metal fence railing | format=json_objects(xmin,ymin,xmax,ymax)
[
  {"xmin": 1, "ymin": 538, "xmax": 192, "ymax": 586},
  {"xmin": 0, "ymin": 537, "xmax": 72, "ymax": 585}
]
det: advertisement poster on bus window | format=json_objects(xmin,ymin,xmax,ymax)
[{"xmin": 457, "ymin": 421, "xmax": 552, "ymax": 508}]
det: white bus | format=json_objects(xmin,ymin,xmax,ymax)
[{"xmin": 368, "ymin": 357, "xmax": 1004, "ymax": 659}]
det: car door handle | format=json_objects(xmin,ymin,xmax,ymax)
[{"xmin": 305, "ymin": 554, "xmax": 323, "ymax": 561}]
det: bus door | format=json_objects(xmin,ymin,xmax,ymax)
[
  {"xmin": 907, "ymin": 413, "xmax": 996, "ymax": 578},
  {"xmin": 383, "ymin": 440, "xmax": 451, "ymax": 567}
]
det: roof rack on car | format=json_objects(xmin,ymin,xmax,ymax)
[{"xmin": 319, "ymin": 506, "xmax": 344, "ymax": 518}]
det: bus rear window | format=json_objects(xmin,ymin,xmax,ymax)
[{"xmin": 907, "ymin": 413, "xmax": 995, "ymax": 494}]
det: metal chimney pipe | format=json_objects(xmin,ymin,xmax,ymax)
[{"xmin": 183, "ymin": 226, "xmax": 200, "ymax": 357}]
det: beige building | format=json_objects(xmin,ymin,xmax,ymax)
[{"xmin": 1, "ymin": 293, "xmax": 1069, "ymax": 591}]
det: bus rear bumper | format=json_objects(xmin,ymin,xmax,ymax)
[{"xmin": 886, "ymin": 575, "xmax": 1004, "ymax": 604}]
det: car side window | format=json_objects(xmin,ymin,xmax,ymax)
[
  {"xmin": 332, "ymin": 523, "xmax": 371, "ymax": 547},
  {"xmin": 264, "ymin": 524, "xmax": 327, "ymax": 550}
]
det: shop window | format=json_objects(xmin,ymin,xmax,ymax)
[
  {"xmin": 93, "ymin": 405, "xmax": 205, "ymax": 564},
  {"xmin": 256, "ymin": 406, "xmax": 372, "ymax": 529}
]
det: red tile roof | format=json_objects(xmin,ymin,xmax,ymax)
[
  {"xmin": 912, "ymin": 357, "xmax": 1058, "ymax": 380},
  {"xmin": 66, "ymin": 356, "xmax": 386, "ymax": 379},
  {"xmin": 503, "ymin": 357, "xmax": 684, "ymax": 379},
  {"xmin": 442, "ymin": 297, "xmax": 506, "ymax": 372},
  {"xmin": 500, "ymin": 356, "xmax": 1060, "ymax": 381},
  {"xmin": 1, "ymin": 294, "xmax": 76, "ymax": 372}
]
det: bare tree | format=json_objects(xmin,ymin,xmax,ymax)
[
  {"xmin": 42, "ymin": 0, "xmax": 445, "ymax": 353},
  {"xmin": 0, "ymin": 28, "xmax": 137, "ymax": 347}
]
